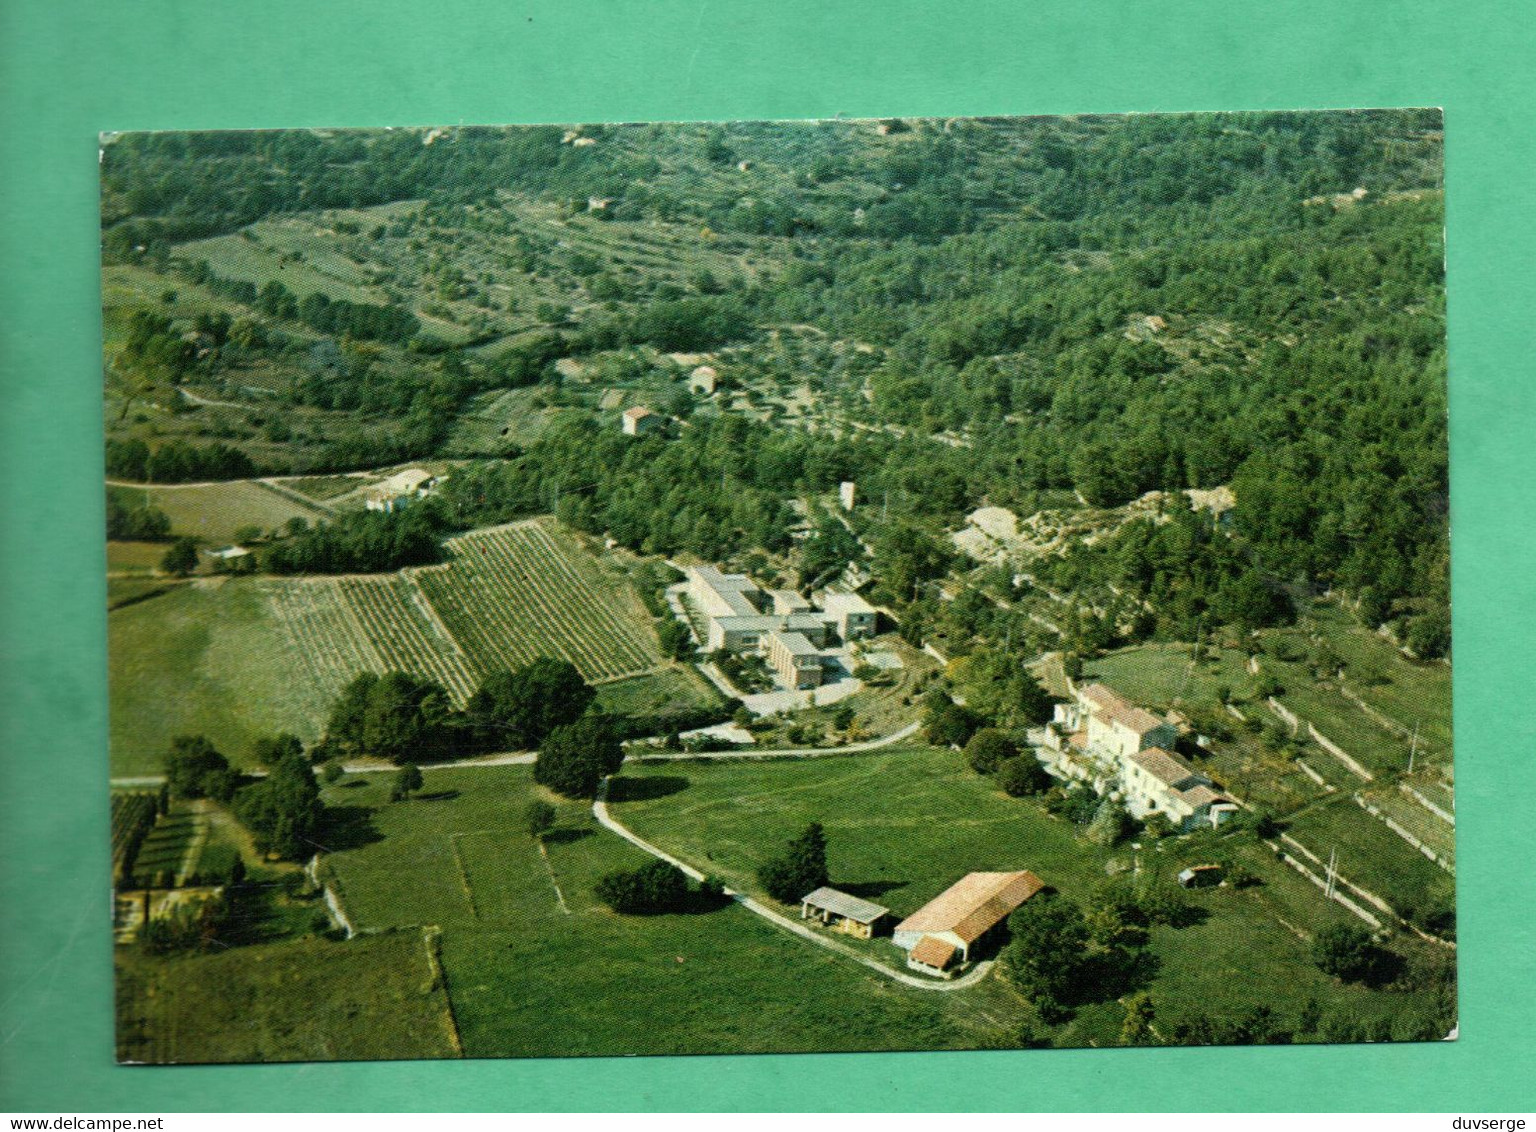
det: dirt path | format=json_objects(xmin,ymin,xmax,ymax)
[
  {"xmin": 592, "ymin": 778, "xmax": 994, "ymax": 993},
  {"xmin": 110, "ymin": 721, "xmax": 928, "ymax": 788}
]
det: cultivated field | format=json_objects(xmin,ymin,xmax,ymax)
[
  {"xmin": 108, "ymin": 481, "xmax": 329, "ymax": 543},
  {"xmin": 110, "ymin": 518, "xmax": 677, "ymax": 775}
]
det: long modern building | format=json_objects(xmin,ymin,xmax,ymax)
[
  {"xmin": 893, "ymin": 870, "xmax": 1045, "ymax": 975},
  {"xmin": 683, "ymin": 566, "xmax": 881, "ymax": 689}
]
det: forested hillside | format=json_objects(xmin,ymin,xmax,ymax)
[{"xmin": 101, "ymin": 111, "xmax": 1447, "ymax": 655}]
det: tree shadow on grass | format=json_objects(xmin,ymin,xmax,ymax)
[
  {"xmin": 838, "ymin": 880, "xmax": 908, "ymax": 900},
  {"xmin": 313, "ymin": 804, "xmax": 382, "ymax": 853},
  {"xmin": 412, "ymin": 789, "xmax": 460, "ymax": 803},
  {"xmin": 607, "ymin": 775, "xmax": 690, "ymax": 802},
  {"xmin": 541, "ymin": 827, "xmax": 593, "ymax": 846}
]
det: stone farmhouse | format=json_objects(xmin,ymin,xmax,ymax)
[
  {"xmin": 684, "ymin": 565, "xmax": 879, "ymax": 690},
  {"xmin": 365, "ymin": 467, "xmax": 439, "ymax": 513},
  {"xmin": 893, "ymin": 870, "xmax": 1044, "ymax": 976},
  {"xmin": 1042, "ymin": 682, "xmax": 1237, "ymax": 831}
]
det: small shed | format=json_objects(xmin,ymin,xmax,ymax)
[
  {"xmin": 800, "ymin": 887, "xmax": 891, "ymax": 940},
  {"xmin": 688, "ymin": 364, "xmax": 718, "ymax": 395},
  {"xmin": 621, "ymin": 406, "xmax": 663, "ymax": 436}
]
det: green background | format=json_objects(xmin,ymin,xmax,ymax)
[{"xmin": 1, "ymin": 0, "xmax": 1531, "ymax": 1112}]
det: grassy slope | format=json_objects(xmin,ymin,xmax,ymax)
[
  {"xmin": 115, "ymin": 929, "xmax": 459, "ymax": 1065},
  {"xmin": 108, "ymin": 580, "xmax": 330, "ymax": 776},
  {"xmin": 613, "ymin": 749, "xmax": 1448, "ymax": 1043}
]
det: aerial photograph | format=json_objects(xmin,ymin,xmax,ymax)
[{"xmin": 101, "ymin": 110, "xmax": 1452, "ymax": 1063}]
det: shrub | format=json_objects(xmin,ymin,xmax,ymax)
[{"xmin": 594, "ymin": 860, "xmax": 689, "ymax": 914}]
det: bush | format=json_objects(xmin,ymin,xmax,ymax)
[
  {"xmin": 997, "ymin": 754, "xmax": 1052, "ymax": 797},
  {"xmin": 594, "ymin": 860, "xmax": 689, "ymax": 914},
  {"xmin": 964, "ymin": 728, "xmax": 1018, "ymax": 775}
]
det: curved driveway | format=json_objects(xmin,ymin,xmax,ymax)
[{"xmin": 592, "ymin": 777, "xmax": 994, "ymax": 993}]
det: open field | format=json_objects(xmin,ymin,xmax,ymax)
[
  {"xmin": 109, "ymin": 580, "xmax": 333, "ymax": 776},
  {"xmin": 110, "ymin": 517, "xmax": 686, "ymax": 775},
  {"xmin": 320, "ymin": 764, "xmax": 1018, "ymax": 1057},
  {"xmin": 593, "ymin": 664, "xmax": 724, "ymax": 717},
  {"xmin": 109, "ymin": 481, "xmax": 329, "ymax": 543},
  {"xmin": 115, "ymin": 929, "xmax": 461, "ymax": 1064},
  {"xmin": 1283, "ymin": 796, "xmax": 1454, "ymax": 919}
]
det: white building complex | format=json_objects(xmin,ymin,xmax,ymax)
[
  {"xmin": 1042, "ymin": 682, "xmax": 1238, "ymax": 831},
  {"xmin": 684, "ymin": 565, "xmax": 879, "ymax": 690}
]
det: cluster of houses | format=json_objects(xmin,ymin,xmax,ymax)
[
  {"xmin": 800, "ymin": 869, "xmax": 1045, "ymax": 977},
  {"xmin": 684, "ymin": 565, "xmax": 879, "ymax": 690},
  {"xmin": 1041, "ymin": 682, "xmax": 1238, "ymax": 832}
]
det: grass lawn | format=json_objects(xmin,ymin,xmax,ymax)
[
  {"xmin": 1087, "ymin": 643, "xmax": 1257, "ymax": 712},
  {"xmin": 613, "ymin": 747, "xmax": 1118, "ymax": 918},
  {"xmin": 109, "ymin": 579, "xmax": 331, "ymax": 776},
  {"xmin": 613, "ymin": 748, "xmax": 1452, "ymax": 1044},
  {"xmin": 115, "ymin": 929, "xmax": 460, "ymax": 1064}
]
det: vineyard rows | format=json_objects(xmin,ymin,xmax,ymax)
[
  {"xmin": 336, "ymin": 577, "xmax": 479, "ymax": 704},
  {"xmin": 428, "ymin": 522, "xmax": 659, "ymax": 680},
  {"xmin": 112, "ymin": 792, "xmax": 158, "ymax": 879},
  {"xmin": 260, "ymin": 520, "xmax": 661, "ymax": 711}
]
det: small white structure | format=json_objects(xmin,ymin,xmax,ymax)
[
  {"xmin": 839, "ymin": 481, "xmax": 857, "ymax": 511},
  {"xmin": 688, "ymin": 365, "xmax": 718, "ymax": 395},
  {"xmin": 621, "ymin": 406, "xmax": 663, "ymax": 436}
]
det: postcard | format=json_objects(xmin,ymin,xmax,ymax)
[{"xmin": 103, "ymin": 111, "xmax": 1453, "ymax": 1063}]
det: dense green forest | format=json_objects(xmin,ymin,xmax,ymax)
[{"xmin": 102, "ymin": 111, "xmax": 1447, "ymax": 655}]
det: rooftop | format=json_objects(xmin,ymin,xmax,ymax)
[
  {"xmin": 1081, "ymin": 683, "xmax": 1167, "ymax": 737},
  {"xmin": 1129, "ymin": 746, "xmax": 1201, "ymax": 789},
  {"xmin": 822, "ymin": 591, "xmax": 876, "ymax": 615},
  {"xmin": 908, "ymin": 935, "xmax": 959, "ymax": 970},
  {"xmin": 801, "ymin": 887, "xmax": 889, "ymax": 924},
  {"xmin": 770, "ymin": 630, "xmax": 820, "ymax": 657},
  {"xmin": 895, "ymin": 870, "xmax": 1045, "ymax": 944}
]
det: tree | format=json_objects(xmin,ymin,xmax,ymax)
[
  {"xmin": 1001, "ymin": 892, "xmax": 1092, "ymax": 1012},
  {"xmin": 319, "ymin": 761, "xmax": 344, "ymax": 786},
  {"xmin": 1120, "ymin": 992, "xmax": 1157, "ymax": 1045},
  {"xmin": 964, "ymin": 728, "xmax": 1018, "ymax": 775},
  {"xmin": 922, "ymin": 693, "xmax": 984, "ymax": 748},
  {"xmin": 236, "ymin": 752, "xmax": 322, "ymax": 859},
  {"xmin": 251, "ymin": 733, "xmax": 304, "ymax": 768},
  {"xmin": 392, "ymin": 763, "xmax": 424, "ymax": 801},
  {"xmin": 164, "ymin": 735, "xmax": 236, "ymax": 801},
  {"xmin": 533, "ymin": 715, "xmax": 624, "ymax": 798},
  {"xmin": 656, "ymin": 618, "xmax": 693, "ymax": 660},
  {"xmin": 594, "ymin": 859, "xmax": 690, "ymax": 913},
  {"xmin": 161, "ymin": 537, "xmax": 199, "ymax": 577},
  {"xmin": 324, "ymin": 671, "xmax": 462, "ymax": 764},
  {"xmin": 1312, "ymin": 924, "xmax": 1397, "ymax": 986},
  {"xmin": 525, "ymin": 799, "xmax": 556, "ymax": 839},
  {"xmin": 464, "ymin": 658, "xmax": 595, "ymax": 752},
  {"xmin": 757, "ymin": 822, "xmax": 829, "ymax": 903},
  {"xmin": 997, "ymin": 754, "xmax": 1051, "ymax": 797}
]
